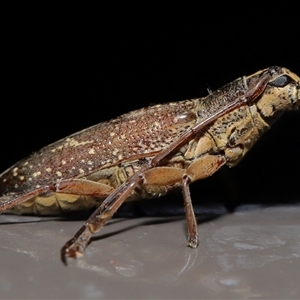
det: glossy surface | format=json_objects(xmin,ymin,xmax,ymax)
[{"xmin": 1, "ymin": 203, "xmax": 299, "ymax": 299}]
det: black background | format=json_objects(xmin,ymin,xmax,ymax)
[{"xmin": 2, "ymin": 3, "xmax": 300, "ymax": 214}]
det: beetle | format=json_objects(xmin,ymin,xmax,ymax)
[{"xmin": 0, "ymin": 66, "xmax": 299, "ymax": 264}]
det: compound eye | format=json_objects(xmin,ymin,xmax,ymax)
[{"xmin": 269, "ymin": 75, "xmax": 292, "ymax": 87}]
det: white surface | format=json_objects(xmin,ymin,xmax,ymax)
[{"xmin": 0, "ymin": 204, "xmax": 300, "ymax": 299}]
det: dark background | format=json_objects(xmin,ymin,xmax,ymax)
[{"xmin": 2, "ymin": 3, "xmax": 300, "ymax": 214}]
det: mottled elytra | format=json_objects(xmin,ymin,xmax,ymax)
[{"xmin": 0, "ymin": 66, "xmax": 299, "ymax": 264}]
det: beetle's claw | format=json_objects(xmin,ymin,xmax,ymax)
[{"xmin": 61, "ymin": 241, "xmax": 84, "ymax": 266}]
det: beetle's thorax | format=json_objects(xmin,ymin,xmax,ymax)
[{"xmin": 190, "ymin": 67, "xmax": 300, "ymax": 167}]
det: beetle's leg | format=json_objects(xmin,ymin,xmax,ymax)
[
  {"xmin": 56, "ymin": 178, "xmax": 114, "ymax": 197},
  {"xmin": 182, "ymin": 174, "xmax": 198, "ymax": 248},
  {"xmin": 61, "ymin": 171, "xmax": 145, "ymax": 264},
  {"xmin": 141, "ymin": 166, "xmax": 198, "ymax": 247},
  {"xmin": 0, "ymin": 179, "xmax": 116, "ymax": 214},
  {"xmin": 0, "ymin": 187, "xmax": 50, "ymax": 212},
  {"xmin": 244, "ymin": 66, "xmax": 280, "ymax": 102},
  {"xmin": 142, "ymin": 154, "xmax": 226, "ymax": 248},
  {"xmin": 183, "ymin": 154, "xmax": 226, "ymax": 248}
]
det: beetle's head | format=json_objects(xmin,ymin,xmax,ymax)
[{"xmin": 255, "ymin": 67, "xmax": 300, "ymax": 117}]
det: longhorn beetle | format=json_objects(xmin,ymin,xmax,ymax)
[{"xmin": 0, "ymin": 66, "xmax": 299, "ymax": 264}]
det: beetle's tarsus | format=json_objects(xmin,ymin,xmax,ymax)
[
  {"xmin": 187, "ymin": 237, "xmax": 199, "ymax": 249},
  {"xmin": 61, "ymin": 240, "xmax": 85, "ymax": 265}
]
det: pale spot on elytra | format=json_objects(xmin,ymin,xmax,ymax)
[
  {"xmin": 56, "ymin": 171, "xmax": 62, "ymax": 177},
  {"xmin": 46, "ymin": 168, "xmax": 52, "ymax": 172},
  {"xmin": 13, "ymin": 167, "xmax": 18, "ymax": 177},
  {"xmin": 79, "ymin": 168, "xmax": 84, "ymax": 174},
  {"xmin": 33, "ymin": 172, "xmax": 41, "ymax": 177},
  {"xmin": 88, "ymin": 148, "xmax": 95, "ymax": 155},
  {"xmin": 19, "ymin": 176, "xmax": 25, "ymax": 181},
  {"xmin": 68, "ymin": 138, "xmax": 94, "ymax": 147},
  {"xmin": 62, "ymin": 160, "xmax": 66, "ymax": 165}
]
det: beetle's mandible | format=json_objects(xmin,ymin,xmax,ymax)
[{"xmin": 0, "ymin": 66, "xmax": 299, "ymax": 264}]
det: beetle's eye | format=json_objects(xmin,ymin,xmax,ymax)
[{"xmin": 269, "ymin": 75, "xmax": 292, "ymax": 87}]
